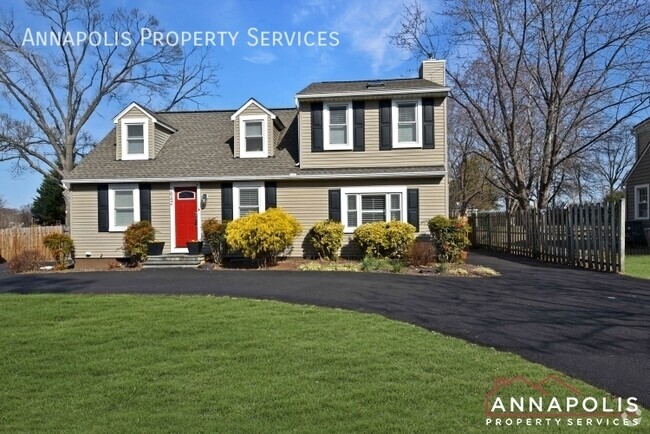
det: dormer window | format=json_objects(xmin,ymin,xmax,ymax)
[
  {"xmin": 239, "ymin": 116, "xmax": 268, "ymax": 158},
  {"xmin": 120, "ymin": 118, "xmax": 149, "ymax": 160},
  {"xmin": 324, "ymin": 102, "xmax": 352, "ymax": 150},
  {"xmin": 392, "ymin": 100, "xmax": 422, "ymax": 148}
]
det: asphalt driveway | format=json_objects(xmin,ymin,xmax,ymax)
[{"xmin": 0, "ymin": 251, "xmax": 648, "ymax": 406}]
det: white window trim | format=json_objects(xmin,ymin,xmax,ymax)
[
  {"xmin": 120, "ymin": 118, "xmax": 149, "ymax": 160},
  {"xmin": 233, "ymin": 182, "xmax": 266, "ymax": 219},
  {"xmin": 340, "ymin": 186, "xmax": 407, "ymax": 233},
  {"xmin": 323, "ymin": 102, "xmax": 353, "ymax": 151},
  {"xmin": 239, "ymin": 115, "xmax": 268, "ymax": 158},
  {"xmin": 391, "ymin": 99, "xmax": 422, "ymax": 149},
  {"xmin": 108, "ymin": 184, "xmax": 140, "ymax": 232},
  {"xmin": 634, "ymin": 184, "xmax": 649, "ymax": 220}
]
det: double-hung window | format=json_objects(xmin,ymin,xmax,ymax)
[
  {"xmin": 120, "ymin": 118, "xmax": 149, "ymax": 160},
  {"xmin": 635, "ymin": 185, "xmax": 649, "ymax": 220},
  {"xmin": 392, "ymin": 100, "xmax": 421, "ymax": 148},
  {"xmin": 108, "ymin": 184, "xmax": 140, "ymax": 231},
  {"xmin": 239, "ymin": 116, "xmax": 268, "ymax": 158},
  {"xmin": 233, "ymin": 182, "xmax": 265, "ymax": 219},
  {"xmin": 324, "ymin": 103, "xmax": 352, "ymax": 150},
  {"xmin": 341, "ymin": 187, "xmax": 406, "ymax": 232}
]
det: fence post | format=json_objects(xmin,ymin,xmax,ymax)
[{"xmin": 619, "ymin": 197, "xmax": 626, "ymax": 273}]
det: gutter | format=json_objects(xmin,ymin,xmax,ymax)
[{"xmin": 62, "ymin": 170, "xmax": 447, "ymax": 186}]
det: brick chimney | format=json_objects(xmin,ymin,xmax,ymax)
[{"xmin": 419, "ymin": 59, "xmax": 446, "ymax": 85}]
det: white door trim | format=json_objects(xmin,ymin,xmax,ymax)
[{"xmin": 170, "ymin": 182, "xmax": 201, "ymax": 253}]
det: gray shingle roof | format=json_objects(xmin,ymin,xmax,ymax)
[
  {"xmin": 296, "ymin": 78, "xmax": 446, "ymax": 96},
  {"xmin": 68, "ymin": 109, "xmax": 300, "ymax": 180}
]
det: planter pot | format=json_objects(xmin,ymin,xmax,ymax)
[
  {"xmin": 460, "ymin": 251, "xmax": 469, "ymax": 262},
  {"xmin": 147, "ymin": 241, "xmax": 165, "ymax": 256},
  {"xmin": 186, "ymin": 241, "xmax": 204, "ymax": 255}
]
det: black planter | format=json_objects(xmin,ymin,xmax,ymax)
[
  {"xmin": 147, "ymin": 241, "xmax": 165, "ymax": 256},
  {"xmin": 186, "ymin": 241, "xmax": 203, "ymax": 255}
]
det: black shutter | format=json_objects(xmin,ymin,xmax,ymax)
[
  {"xmin": 221, "ymin": 182, "xmax": 233, "ymax": 221},
  {"xmin": 139, "ymin": 183, "xmax": 151, "ymax": 223},
  {"xmin": 328, "ymin": 189, "xmax": 341, "ymax": 222},
  {"xmin": 97, "ymin": 184, "xmax": 109, "ymax": 232},
  {"xmin": 353, "ymin": 101, "xmax": 365, "ymax": 151},
  {"xmin": 407, "ymin": 188, "xmax": 419, "ymax": 232},
  {"xmin": 265, "ymin": 182, "xmax": 277, "ymax": 209},
  {"xmin": 422, "ymin": 98, "xmax": 435, "ymax": 149},
  {"xmin": 379, "ymin": 100, "xmax": 392, "ymax": 150},
  {"xmin": 311, "ymin": 102, "xmax": 323, "ymax": 152}
]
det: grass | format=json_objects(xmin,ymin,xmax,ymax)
[
  {"xmin": 0, "ymin": 295, "xmax": 644, "ymax": 432},
  {"xmin": 624, "ymin": 254, "xmax": 650, "ymax": 279}
]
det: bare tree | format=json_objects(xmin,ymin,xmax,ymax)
[
  {"xmin": 0, "ymin": 0, "xmax": 219, "ymax": 226},
  {"xmin": 391, "ymin": 0, "xmax": 650, "ymax": 208},
  {"xmin": 588, "ymin": 123, "xmax": 636, "ymax": 197}
]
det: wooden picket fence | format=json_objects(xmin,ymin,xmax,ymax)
[
  {"xmin": 0, "ymin": 225, "xmax": 64, "ymax": 262},
  {"xmin": 471, "ymin": 201, "xmax": 625, "ymax": 273}
]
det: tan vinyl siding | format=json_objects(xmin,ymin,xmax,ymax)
[
  {"xmin": 233, "ymin": 104, "xmax": 274, "ymax": 157},
  {"xmin": 116, "ymin": 106, "xmax": 155, "ymax": 160},
  {"xmin": 154, "ymin": 124, "xmax": 172, "ymax": 157},
  {"xmin": 200, "ymin": 182, "xmax": 222, "ymax": 225},
  {"xmin": 277, "ymin": 177, "xmax": 446, "ymax": 257},
  {"xmin": 299, "ymin": 99, "xmax": 446, "ymax": 169},
  {"xmin": 272, "ymin": 124, "xmax": 280, "ymax": 157},
  {"xmin": 70, "ymin": 183, "xmax": 171, "ymax": 258}
]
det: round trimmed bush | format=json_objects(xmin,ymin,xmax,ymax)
[
  {"xmin": 122, "ymin": 221, "xmax": 156, "ymax": 264},
  {"xmin": 43, "ymin": 232, "xmax": 75, "ymax": 269},
  {"xmin": 307, "ymin": 220, "xmax": 344, "ymax": 260},
  {"xmin": 353, "ymin": 221, "xmax": 415, "ymax": 259}
]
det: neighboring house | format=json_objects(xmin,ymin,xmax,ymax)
[
  {"xmin": 625, "ymin": 116, "xmax": 650, "ymax": 234},
  {"xmin": 65, "ymin": 60, "xmax": 449, "ymax": 266}
]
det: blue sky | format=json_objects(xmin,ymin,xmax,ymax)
[{"xmin": 1, "ymin": 0, "xmax": 426, "ymax": 208}]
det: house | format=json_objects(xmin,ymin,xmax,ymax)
[
  {"xmin": 64, "ymin": 60, "xmax": 450, "ymax": 267},
  {"xmin": 625, "ymin": 116, "xmax": 650, "ymax": 243}
]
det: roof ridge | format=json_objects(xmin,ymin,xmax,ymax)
[
  {"xmin": 316, "ymin": 77, "xmax": 424, "ymax": 84},
  {"xmin": 157, "ymin": 107, "xmax": 297, "ymax": 114}
]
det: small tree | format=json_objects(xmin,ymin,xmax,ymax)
[
  {"xmin": 32, "ymin": 172, "xmax": 65, "ymax": 225},
  {"xmin": 202, "ymin": 218, "xmax": 228, "ymax": 264},
  {"xmin": 226, "ymin": 208, "xmax": 301, "ymax": 267},
  {"xmin": 122, "ymin": 221, "xmax": 156, "ymax": 264},
  {"xmin": 43, "ymin": 232, "xmax": 74, "ymax": 269}
]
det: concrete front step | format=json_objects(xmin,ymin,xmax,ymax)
[{"xmin": 142, "ymin": 254, "xmax": 203, "ymax": 269}]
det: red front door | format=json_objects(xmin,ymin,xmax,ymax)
[{"xmin": 174, "ymin": 187, "xmax": 198, "ymax": 249}]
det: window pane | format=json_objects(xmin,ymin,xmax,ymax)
[
  {"xmin": 391, "ymin": 211, "xmax": 401, "ymax": 221},
  {"xmin": 347, "ymin": 211, "xmax": 358, "ymax": 228},
  {"xmin": 127, "ymin": 139, "xmax": 144, "ymax": 154},
  {"xmin": 115, "ymin": 209, "xmax": 134, "ymax": 227},
  {"xmin": 398, "ymin": 124, "xmax": 416, "ymax": 142},
  {"xmin": 640, "ymin": 188, "xmax": 648, "ymax": 203},
  {"xmin": 177, "ymin": 191, "xmax": 195, "ymax": 200},
  {"xmin": 246, "ymin": 137, "xmax": 263, "ymax": 152},
  {"xmin": 245, "ymin": 121, "xmax": 263, "ymax": 137},
  {"xmin": 361, "ymin": 195, "xmax": 385, "ymax": 211},
  {"xmin": 398, "ymin": 104, "xmax": 416, "ymax": 122},
  {"xmin": 330, "ymin": 126, "xmax": 347, "ymax": 144},
  {"xmin": 127, "ymin": 124, "xmax": 144, "ymax": 138},
  {"xmin": 347, "ymin": 194, "xmax": 357, "ymax": 210},
  {"xmin": 114, "ymin": 190, "xmax": 133, "ymax": 208},
  {"xmin": 390, "ymin": 193, "xmax": 401, "ymax": 210},
  {"xmin": 362, "ymin": 211, "xmax": 386, "ymax": 224},
  {"xmin": 240, "ymin": 207, "xmax": 258, "ymax": 217},
  {"xmin": 329, "ymin": 106, "xmax": 347, "ymax": 124},
  {"xmin": 239, "ymin": 188, "xmax": 259, "ymax": 208}
]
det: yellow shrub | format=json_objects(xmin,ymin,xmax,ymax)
[
  {"xmin": 353, "ymin": 221, "xmax": 415, "ymax": 259},
  {"xmin": 42, "ymin": 232, "xmax": 74, "ymax": 269},
  {"xmin": 226, "ymin": 208, "xmax": 301, "ymax": 267},
  {"xmin": 307, "ymin": 219, "xmax": 344, "ymax": 260}
]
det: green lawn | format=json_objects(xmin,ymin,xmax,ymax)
[
  {"xmin": 0, "ymin": 295, "xmax": 644, "ymax": 432},
  {"xmin": 625, "ymin": 254, "xmax": 650, "ymax": 279}
]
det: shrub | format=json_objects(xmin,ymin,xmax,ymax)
[
  {"xmin": 352, "ymin": 221, "xmax": 415, "ymax": 259},
  {"xmin": 405, "ymin": 240, "xmax": 436, "ymax": 267},
  {"xmin": 43, "ymin": 233, "xmax": 74, "ymax": 269},
  {"xmin": 307, "ymin": 220, "xmax": 344, "ymax": 260},
  {"xmin": 360, "ymin": 256, "xmax": 405, "ymax": 273},
  {"xmin": 427, "ymin": 216, "xmax": 471, "ymax": 263},
  {"xmin": 226, "ymin": 208, "xmax": 301, "ymax": 267},
  {"xmin": 8, "ymin": 250, "xmax": 45, "ymax": 273},
  {"xmin": 202, "ymin": 218, "xmax": 229, "ymax": 264},
  {"xmin": 122, "ymin": 220, "xmax": 156, "ymax": 263}
]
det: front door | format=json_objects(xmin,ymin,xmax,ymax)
[{"xmin": 174, "ymin": 186, "xmax": 198, "ymax": 249}]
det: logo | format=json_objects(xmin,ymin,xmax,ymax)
[{"xmin": 484, "ymin": 375, "xmax": 641, "ymax": 428}]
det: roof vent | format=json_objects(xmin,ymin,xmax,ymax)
[{"xmin": 366, "ymin": 81, "xmax": 385, "ymax": 88}]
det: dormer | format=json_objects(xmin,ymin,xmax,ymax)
[
  {"xmin": 112, "ymin": 102, "xmax": 176, "ymax": 161},
  {"xmin": 231, "ymin": 98, "xmax": 285, "ymax": 158}
]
